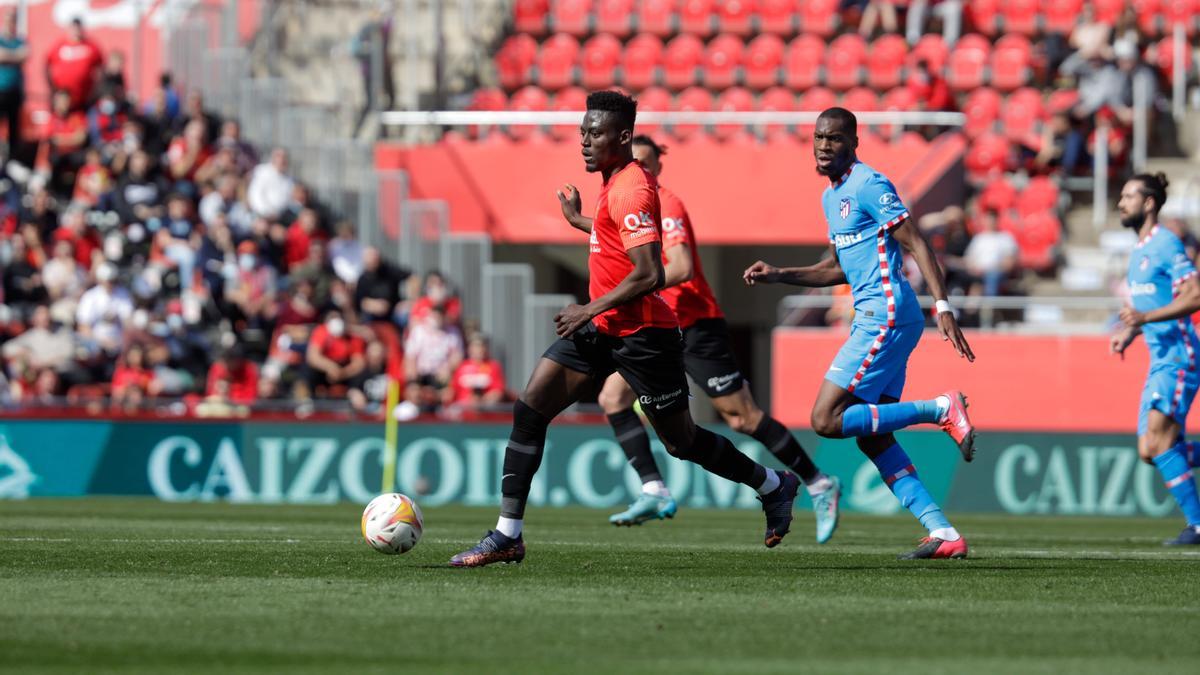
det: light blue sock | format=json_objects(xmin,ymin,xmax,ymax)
[
  {"xmin": 1153, "ymin": 445, "xmax": 1200, "ymax": 527},
  {"xmin": 842, "ymin": 399, "xmax": 942, "ymax": 437},
  {"xmin": 873, "ymin": 443, "xmax": 952, "ymax": 533}
]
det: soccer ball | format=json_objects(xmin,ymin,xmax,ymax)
[{"xmin": 361, "ymin": 493, "xmax": 424, "ymax": 554}]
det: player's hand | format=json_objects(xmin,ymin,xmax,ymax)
[
  {"xmin": 556, "ymin": 184, "xmax": 582, "ymax": 225},
  {"xmin": 1119, "ymin": 306, "xmax": 1147, "ymax": 328},
  {"xmin": 554, "ymin": 303, "xmax": 593, "ymax": 338},
  {"xmin": 743, "ymin": 261, "xmax": 781, "ymax": 285},
  {"xmin": 1110, "ymin": 326, "xmax": 1138, "ymax": 359},
  {"xmin": 936, "ymin": 311, "xmax": 975, "ymax": 362}
]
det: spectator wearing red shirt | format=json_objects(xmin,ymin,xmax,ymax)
[
  {"xmin": 46, "ymin": 89, "xmax": 88, "ymax": 194},
  {"xmin": 166, "ymin": 119, "xmax": 211, "ymax": 192},
  {"xmin": 301, "ymin": 310, "xmax": 367, "ymax": 398},
  {"xmin": 206, "ymin": 345, "xmax": 259, "ymax": 405},
  {"xmin": 447, "ymin": 334, "xmax": 506, "ymax": 409},
  {"xmin": 908, "ymin": 59, "xmax": 954, "ymax": 113},
  {"xmin": 408, "ymin": 270, "xmax": 462, "ymax": 328},
  {"xmin": 71, "ymin": 148, "xmax": 112, "ymax": 207},
  {"xmin": 111, "ymin": 344, "xmax": 157, "ymax": 411},
  {"xmin": 284, "ymin": 208, "xmax": 323, "ymax": 271},
  {"xmin": 87, "ymin": 89, "xmax": 128, "ymax": 152},
  {"xmin": 44, "ymin": 18, "xmax": 104, "ymax": 110},
  {"xmin": 52, "ymin": 206, "xmax": 100, "ymax": 269}
]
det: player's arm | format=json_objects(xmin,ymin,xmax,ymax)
[
  {"xmin": 663, "ymin": 242, "xmax": 694, "ymax": 286},
  {"xmin": 555, "ymin": 242, "xmax": 664, "ymax": 337},
  {"xmin": 743, "ymin": 246, "xmax": 847, "ymax": 287},
  {"xmin": 556, "ymin": 184, "xmax": 593, "ymax": 234},
  {"xmin": 1110, "ymin": 325, "xmax": 1142, "ymax": 359},
  {"xmin": 1121, "ymin": 275, "xmax": 1200, "ymax": 326},
  {"xmin": 891, "ymin": 218, "xmax": 976, "ymax": 361}
]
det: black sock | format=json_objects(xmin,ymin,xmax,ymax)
[
  {"xmin": 607, "ymin": 408, "xmax": 661, "ymax": 483},
  {"xmin": 682, "ymin": 427, "xmax": 766, "ymax": 488},
  {"xmin": 499, "ymin": 400, "xmax": 551, "ymax": 519},
  {"xmin": 751, "ymin": 416, "xmax": 820, "ymax": 483}
]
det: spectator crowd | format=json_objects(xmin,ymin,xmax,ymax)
[{"xmin": 0, "ymin": 13, "xmax": 509, "ymax": 417}]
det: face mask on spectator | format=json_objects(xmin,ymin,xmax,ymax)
[
  {"xmin": 239, "ymin": 254, "xmax": 256, "ymax": 271},
  {"xmin": 167, "ymin": 314, "xmax": 184, "ymax": 331},
  {"xmin": 327, "ymin": 318, "xmax": 345, "ymax": 337},
  {"xmin": 100, "ymin": 100, "xmax": 116, "ymax": 115}
]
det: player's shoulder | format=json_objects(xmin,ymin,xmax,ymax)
[
  {"xmin": 852, "ymin": 163, "xmax": 895, "ymax": 191},
  {"xmin": 612, "ymin": 161, "xmax": 657, "ymax": 193},
  {"xmin": 657, "ymin": 183, "xmax": 685, "ymax": 209}
]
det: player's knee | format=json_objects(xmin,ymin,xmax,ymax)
[
  {"xmin": 810, "ymin": 409, "xmax": 841, "ymax": 438},
  {"xmin": 513, "ymin": 398, "xmax": 551, "ymax": 434},
  {"xmin": 724, "ymin": 405, "xmax": 763, "ymax": 436},
  {"xmin": 597, "ymin": 389, "xmax": 630, "ymax": 415}
]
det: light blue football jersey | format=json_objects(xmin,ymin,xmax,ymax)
[
  {"xmin": 1128, "ymin": 225, "xmax": 1200, "ymax": 368},
  {"xmin": 822, "ymin": 162, "xmax": 924, "ymax": 328}
]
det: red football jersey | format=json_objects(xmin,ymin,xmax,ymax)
[
  {"xmin": 657, "ymin": 185, "xmax": 723, "ymax": 328},
  {"xmin": 588, "ymin": 162, "xmax": 678, "ymax": 336}
]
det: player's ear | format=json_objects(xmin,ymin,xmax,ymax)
[{"xmin": 619, "ymin": 127, "xmax": 633, "ymax": 146}]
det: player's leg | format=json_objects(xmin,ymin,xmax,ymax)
[
  {"xmin": 616, "ymin": 327, "xmax": 799, "ymax": 547},
  {"xmin": 812, "ymin": 323, "xmax": 976, "ymax": 461},
  {"xmin": 598, "ymin": 373, "xmax": 676, "ymax": 526},
  {"xmin": 1138, "ymin": 371, "xmax": 1200, "ymax": 545},
  {"xmin": 450, "ymin": 339, "xmax": 599, "ymax": 567},
  {"xmin": 710, "ymin": 384, "xmax": 841, "ymax": 543}
]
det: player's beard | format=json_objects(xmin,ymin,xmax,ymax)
[{"xmin": 1119, "ymin": 212, "xmax": 1145, "ymax": 231}]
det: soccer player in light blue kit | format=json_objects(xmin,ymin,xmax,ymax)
[
  {"xmin": 1111, "ymin": 173, "xmax": 1200, "ymax": 546},
  {"xmin": 744, "ymin": 108, "xmax": 977, "ymax": 559}
]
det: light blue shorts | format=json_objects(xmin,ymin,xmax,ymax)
[
  {"xmin": 825, "ymin": 321, "xmax": 923, "ymax": 404},
  {"xmin": 1138, "ymin": 364, "xmax": 1199, "ymax": 437}
]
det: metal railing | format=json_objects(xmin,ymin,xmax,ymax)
[{"xmin": 778, "ymin": 294, "xmax": 1125, "ymax": 332}]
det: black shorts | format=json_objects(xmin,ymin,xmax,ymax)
[
  {"xmin": 542, "ymin": 323, "xmax": 690, "ymax": 416},
  {"xmin": 682, "ymin": 318, "xmax": 745, "ymax": 398}
]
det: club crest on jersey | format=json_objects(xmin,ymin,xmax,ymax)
[
  {"xmin": 623, "ymin": 212, "xmax": 655, "ymax": 232},
  {"xmin": 839, "ymin": 199, "xmax": 851, "ymax": 219}
]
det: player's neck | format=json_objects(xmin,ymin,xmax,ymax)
[
  {"xmin": 826, "ymin": 158, "xmax": 857, "ymax": 185},
  {"xmin": 1138, "ymin": 218, "xmax": 1158, "ymax": 241},
  {"xmin": 601, "ymin": 155, "xmax": 635, "ymax": 183}
]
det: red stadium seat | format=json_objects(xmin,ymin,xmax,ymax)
[
  {"xmin": 634, "ymin": 86, "xmax": 672, "ymax": 134},
  {"xmin": 1001, "ymin": 0, "xmax": 1039, "ymax": 36},
  {"xmin": 551, "ymin": 0, "xmax": 594, "ymax": 36},
  {"xmin": 759, "ymin": 86, "xmax": 795, "ymax": 139},
  {"xmin": 621, "ymin": 34, "xmax": 664, "ymax": 91},
  {"xmin": 1093, "ymin": 0, "xmax": 1127, "ymax": 24},
  {"xmin": 881, "ymin": 86, "xmax": 918, "ymax": 112},
  {"xmin": 1015, "ymin": 212, "xmax": 1061, "ymax": 272},
  {"xmin": 664, "ymin": 34, "xmax": 705, "ymax": 89},
  {"xmin": 702, "ymin": 34, "xmax": 745, "ymax": 89},
  {"xmin": 514, "ymin": 0, "xmax": 551, "ymax": 36},
  {"xmin": 581, "ymin": 34, "xmax": 622, "ymax": 90},
  {"xmin": 1001, "ymin": 87, "xmax": 1045, "ymax": 142},
  {"xmin": 744, "ymin": 34, "xmax": 785, "ymax": 89},
  {"xmin": 550, "ymin": 86, "xmax": 588, "ymax": 140},
  {"xmin": 961, "ymin": 87, "xmax": 1002, "ymax": 138},
  {"xmin": 536, "ymin": 34, "xmax": 581, "ymax": 91},
  {"xmin": 717, "ymin": 0, "xmax": 758, "ymax": 36},
  {"xmin": 1154, "ymin": 35, "xmax": 1195, "ymax": 82},
  {"xmin": 714, "ymin": 86, "xmax": 754, "ymax": 139},
  {"xmin": 990, "ymin": 37, "xmax": 1032, "ymax": 91},
  {"xmin": 967, "ymin": 0, "xmax": 1001, "ymax": 35},
  {"xmin": 799, "ymin": 0, "xmax": 839, "ymax": 37},
  {"xmin": 978, "ymin": 176, "xmax": 1018, "ymax": 212},
  {"xmin": 595, "ymin": 0, "xmax": 636, "ymax": 37},
  {"xmin": 965, "ymin": 132, "xmax": 1013, "ymax": 180},
  {"xmin": 637, "ymin": 0, "xmax": 677, "ymax": 36},
  {"xmin": 1133, "ymin": 0, "xmax": 1163, "ymax": 36},
  {"xmin": 759, "ymin": 0, "xmax": 798, "ymax": 35},
  {"xmin": 841, "ymin": 87, "xmax": 879, "ymax": 113},
  {"xmin": 1041, "ymin": 0, "xmax": 1083, "ymax": 34},
  {"xmin": 672, "ymin": 86, "xmax": 714, "ymax": 139},
  {"xmin": 508, "ymin": 86, "xmax": 550, "ymax": 140},
  {"xmin": 679, "ymin": 0, "xmax": 718, "ymax": 36},
  {"xmin": 784, "ymin": 35, "xmax": 825, "ymax": 90},
  {"xmin": 867, "ymin": 35, "xmax": 908, "ymax": 91},
  {"xmin": 1162, "ymin": 0, "xmax": 1199, "ymax": 35},
  {"xmin": 495, "ymin": 35, "xmax": 539, "ymax": 90},
  {"xmin": 908, "ymin": 34, "xmax": 949, "ymax": 73},
  {"xmin": 1018, "ymin": 176, "xmax": 1061, "ymax": 216},
  {"xmin": 469, "ymin": 88, "xmax": 508, "ymax": 111},
  {"xmin": 946, "ymin": 37, "xmax": 990, "ymax": 92},
  {"xmin": 798, "ymin": 86, "xmax": 837, "ymax": 136},
  {"xmin": 956, "ymin": 33, "xmax": 993, "ymax": 55},
  {"xmin": 825, "ymin": 34, "xmax": 867, "ymax": 90}
]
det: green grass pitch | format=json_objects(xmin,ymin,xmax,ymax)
[{"xmin": 1, "ymin": 499, "xmax": 1199, "ymax": 674}]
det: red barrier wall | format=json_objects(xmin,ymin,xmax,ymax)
[
  {"xmin": 771, "ymin": 329, "xmax": 1151, "ymax": 433},
  {"xmin": 375, "ymin": 133, "xmax": 965, "ymax": 245}
]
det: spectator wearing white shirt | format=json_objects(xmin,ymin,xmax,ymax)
[
  {"xmin": 199, "ymin": 174, "xmax": 253, "ymax": 236},
  {"xmin": 76, "ymin": 262, "xmax": 133, "ymax": 354},
  {"xmin": 403, "ymin": 305, "xmax": 463, "ymax": 409},
  {"xmin": 964, "ymin": 213, "xmax": 1019, "ymax": 297},
  {"xmin": 247, "ymin": 148, "xmax": 294, "ymax": 220},
  {"xmin": 329, "ymin": 220, "xmax": 365, "ymax": 284}
]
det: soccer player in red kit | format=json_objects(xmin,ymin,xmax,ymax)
[
  {"xmin": 557, "ymin": 136, "xmax": 842, "ymax": 543},
  {"xmin": 451, "ymin": 91, "xmax": 800, "ymax": 567}
]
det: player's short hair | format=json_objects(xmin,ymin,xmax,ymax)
[
  {"xmin": 632, "ymin": 134, "xmax": 667, "ymax": 158},
  {"xmin": 586, "ymin": 90, "xmax": 637, "ymax": 132},
  {"xmin": 1131, "ymin": 172, "xmax": 1170, "ymax": 212},
  {"xmin": 818, "ymin": 107, "xmax": 858, "ymax": 137}
]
